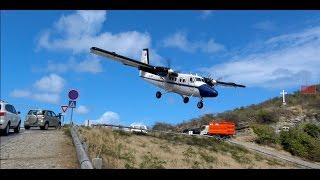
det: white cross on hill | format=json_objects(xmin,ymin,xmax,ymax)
[{"xmin": 280, "ymin": 90, "xmax": 288, "ymax": 105}]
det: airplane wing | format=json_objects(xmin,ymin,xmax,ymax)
[
  {"xmin": 90, "ymin": 47, "xmax": 153, "ymax": 69},
  {"xmin": 216, "ymin": 80, "xmax": 246, "ymax": 88},
  {"xmin": 90, "ymin": 47, "xmax": 177, "ymax": 77}
]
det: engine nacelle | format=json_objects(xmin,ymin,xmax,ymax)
[{"xmin": 204, "ymin": 77, "xmax": 217, "ymax": 86}]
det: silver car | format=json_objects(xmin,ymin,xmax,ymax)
[
  {"xmin": 24, "ymin": 109, "xmax": 61, "ymax": 130},
  {"xmin": 0, "ymin": 100, "xmax": 21, "ymax": 136}
]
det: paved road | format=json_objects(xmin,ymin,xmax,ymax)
[
  {"xmin": 0, "ymin": 128, "xmax": 26, "ymax": 146},
  {"xmin": 227, "ymin": 139, "xmax": 320, "ymax": 169},
  {"xmin": 0, "ymin": 128, "xmax": 78, "ymax": 169}
]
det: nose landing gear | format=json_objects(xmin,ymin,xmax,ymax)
[
  {"xmin": 183, "ymin": 96, "xmax": 189, "ymax": 103},
  {"xmin": 197, "ymin": 101, "xmax": 203, "ymax": 109},
  {"xmin": 156, "ymin": 91, "xmax": 162, "ymax": 99},
  {"xmin": 197, "ymin": 98, "xmax": 204, "ymax": 109}
]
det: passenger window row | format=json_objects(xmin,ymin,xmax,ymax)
[{"xmin": 169, "ymin": 77, "xmax": 196, "ymax": 83}]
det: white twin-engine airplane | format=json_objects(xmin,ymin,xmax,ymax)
[{"xmin": 90, "ymin": 47, "xmax": 245, "ymax": 109}]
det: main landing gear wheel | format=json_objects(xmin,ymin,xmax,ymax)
[
  {"xmin": 183, "ymin": 97, "xmax": 189, "ymax": 103},
  {"xmin": 156, "ymin": 91, "xmax": 162, "ymax": 99},
  {"xmin": 197, "ymin": 101, "xmax": 204, "ymax": 109}
]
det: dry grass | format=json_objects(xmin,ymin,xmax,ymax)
[{"xmin": 77, "ymin": 127, "xmax": 297, "ymax": 169}]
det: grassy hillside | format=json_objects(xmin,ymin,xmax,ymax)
[
  {"xmin": 77, "ymin": 127, "xmax": 296, "ymax": 169},
  {"xmin": 152, "ymin": 84, "xmax": 320, "ymax": 162},
  {"xmin": 170, "ymin": 84, "xmax": 320, "ymax": 132}
]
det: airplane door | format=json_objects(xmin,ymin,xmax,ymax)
[
  {"xmin": 164, "ymin": 76, "xmax": 174, "ymax": 92},
  {"xmin": 188, "ymin": 77, "xmax": 196, "ymax": 94}
]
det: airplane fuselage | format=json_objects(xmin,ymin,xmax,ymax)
[
  {"xmin": 90, "ymin": 46, "xmax": 245, "ymax": 109},
  {"xmin": 140, "ymin": 72, "xmax": 218, "ymax": 98}
]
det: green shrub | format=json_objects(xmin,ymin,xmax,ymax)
[
  {"xmin": 152, "ymin": 122, "xmax": 176, "ymax": 131},
  {"xmin": 256, "ymin": 109, "xmax": 277, "ymax": 124},
  {"xmin": 199, "ymin": 150, "xmax": 217, "ymax": 164},
  {"xmin": 114, "ymin": 130, "xmax": 132, "ymax": 137},
  {"xmin": 121, "ymin": 151, "xmax": 136, "ymax": 169},
  {"xmin": 139, "ymin": 152, "xmax": 166, "ymax": 169},
  {"xmin": 252, "ymin": 124, "xmax": 278, "ymax": 145},
  {"xmin": 280, "ymin": 128, "xmax": 320, "ymax": 162},
  {"xmin": 182, "ymin": 146, "xmax": 196, "ymax": 162},
  {"xmin": 303, "ymin": 123, "xmax": 320, "ymax": 138},
  {"xmin": 63, "ymin": 127, "xmax": 71, "ymax": 137},
  {"xmin": 231, "ymin": 151, "xmax": 252, "ymax": 164}
]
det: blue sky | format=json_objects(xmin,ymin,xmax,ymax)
[{"xmin": 1, "ymin": 10, "xmax": 320, "ymax": 127}]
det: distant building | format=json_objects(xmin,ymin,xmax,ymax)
[
  {"xmin": 301, "ymin": 85, "xmax": 317, "ymax": 94},
  {"xmin": 84, "ymin": 120, "xmax": 93, "ymax": 127}
]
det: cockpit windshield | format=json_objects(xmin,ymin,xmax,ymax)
[{"xmin": 196, "ymin": 78, "xmax": 204, "ymax": 82}]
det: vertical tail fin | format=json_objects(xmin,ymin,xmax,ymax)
[{"xmin": 139, "ymin": 48, "xmax": 149, "ymax": 76}]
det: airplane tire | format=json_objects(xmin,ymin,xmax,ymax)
[
  {"xmin": 197, "ymin": 101, "xmax": 203, "ymax": 109},
  {"xmin": 156, "ymin": 91, "xmax": 162, "ymax": 99},
  {"xmin": 183, "ymin": 97, "xmax": 189, "ymax": 103}
]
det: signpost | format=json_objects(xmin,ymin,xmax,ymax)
[
  {"xmin": 60, "ymin": 105, "xmax": 68, "ymax": 126},
  {"xmin": 68, "ymin": 90, "xmax": 79, "ymax": 125}
]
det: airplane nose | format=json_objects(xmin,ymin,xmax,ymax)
[{"xmin": 198, "ymin": 84, "xmax": 218, "ymax": 97}]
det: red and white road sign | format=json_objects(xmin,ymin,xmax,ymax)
[{"xmin": 61, "ymin": 105, "xmax": 68, "ymax": 113}]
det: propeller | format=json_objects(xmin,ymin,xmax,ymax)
[
  {"xmin": 202, "ymin": 73, "xmax": 246, "ymax": 88},
  {"xmin": 156, "ymin": 57, "xmax": 178, "ymax": 77}
]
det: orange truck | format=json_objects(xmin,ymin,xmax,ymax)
[{"xmin": 200, "ymin": 121, "xmax": 236, "ymax": 137}]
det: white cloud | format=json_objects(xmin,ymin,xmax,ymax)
[
  {"xmin": 10, "ymin": 89, "xmax": 31, "ymax": 98},
  {"xmin": 10, "ymin": 89, "xmax": 60, "ymax": 104},
  {"xmin": 75, "ymin": 105, "xmax": 89, "ymax": 114},
  {"xmin": 37, "ymin": 10, "xmax": 154, "ymax": 59},
  {"xmin": 54, "ymin": 10, "xmax": 106, "ymax": 37},
  {"xmin": 34, "ymin": 73, "xmax": 65, "ymax": 93},
  {"xmin": 75, "ymin": 58, "xmax": 103, "ymax": 74},
  {"xmin": 10, "ymin": 74, "xmax": 65, "ymax": 104},
  {"xmin": 162, "ymin": 32, "xmax": 225, "ymax": 54},
  {"xmin": 91, "ymin": 111, "xmax": 120, "ymax": 125},
  {"xmin": 43, "ymin": 56, "xmax": 103, "ymax": 74},
  {"xmin": 37, "ymin": 10, "xmax": 164, "ymax": 68},
  {"xmin": 253, "ymin": 21, "xmax": 276, "ymax": 31},
  {"xmin": 32, "ymin": 93, "xmax": 60, "ymax": 104},
  {"xmin": 201, "ymin": 26, "xmax": 320, "ymax": 88},
  {"xmin": 199, "ymin": 10, "xmax": 213, "ymax": 19}
]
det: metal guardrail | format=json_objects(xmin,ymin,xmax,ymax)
[{"xmin": 70, "ymin": 126, "xmax": 93, "ymax": 169}]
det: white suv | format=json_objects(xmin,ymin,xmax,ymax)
[
  {"xmin": 130, "ymin": 124, "xmax": 148, "ymax": 134},
  {"xmin": 0, "ymin": 100, "xmax": 21, "ymax": 136}
]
